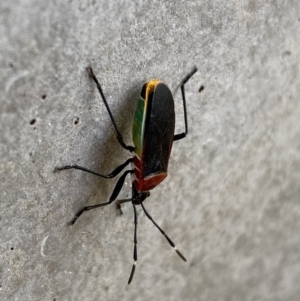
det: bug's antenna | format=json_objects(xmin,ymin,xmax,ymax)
[
  {"xmin": 128, "ymin": 203, "xmax": 138, "ymax": 284},
  {"xmin": 141, "ymin": 202, "xmax": 186, "ymax": 262}
]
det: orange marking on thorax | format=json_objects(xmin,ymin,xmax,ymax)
[{"xmin": 133, "ymin": 155, "xmax": 168, "ymax": 192}]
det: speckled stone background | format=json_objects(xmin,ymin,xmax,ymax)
[{"xmin": 1, "ymin": 1, "xmax": 300, "ymax": 300}]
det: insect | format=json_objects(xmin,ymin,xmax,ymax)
[{"xmin": 55, "ymin": 66, "xmax": 197, "ymax": 284}]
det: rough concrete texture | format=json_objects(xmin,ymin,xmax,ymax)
[{"xmin": 1, "ymin": 1, "xmax": 300, "ymax": 300}]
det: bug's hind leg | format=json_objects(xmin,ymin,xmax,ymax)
[
  {"xmin": 68, "ymin": 170, "xmax": 133, "ymax": 225},
  {"xmin": 173, "ymin": 66, "xmax": 197, "ymax": 142},
  {"xmin": 87, "ymin": 67, "xmax": 135, "ymax": 152}
]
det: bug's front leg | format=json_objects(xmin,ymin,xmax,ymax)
[
  {"xmin": 68, "ymin": 170, "xmax": 133, "ymax": 225},
  {"xmin": 115, "ymin": 199, "xmax": 132, "ymax": 215}
]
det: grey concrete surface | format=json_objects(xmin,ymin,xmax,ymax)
[{"xmin": 1, "ymin": 1, "xmax": 300, "ymax": 300}]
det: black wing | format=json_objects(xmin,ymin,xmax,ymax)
[{"xmin": 142, "ymin": 83, "xmax": 175, "ymax": 177}]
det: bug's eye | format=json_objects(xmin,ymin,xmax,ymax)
[{"xmin": 141, "ymin": 83, "xmax": 147, "ymax": 99}]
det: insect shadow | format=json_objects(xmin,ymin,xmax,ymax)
[
  {"xmin": 57, "ymin": 70, "xmax": 142, "ymax": 217},
  {"xmin": 87, "ymin": 78, "xmax": 141, "ymax": 204}
]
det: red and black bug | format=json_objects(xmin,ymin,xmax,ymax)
[{"xmin": 55, "ymin": 66, "xmax": 197, "ymax": 284}]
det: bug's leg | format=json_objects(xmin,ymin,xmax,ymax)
[
  {"xmin": 116, "ymin": 198, "xmax": 132, "ymax": 215},
  {"xmin": 128, "ymin": 202, "xmax": 138, "ymax": 284},
  {"xmin": 54, "ymin": 158, "xmax": 133, "ymax": 179},
  {"xmin": 68, "ymin": 170, "xmax": 133, "ymax": 225},
  {"xmin": 87, "ymin": 67, "xmax": 135, "ymax": 152},
  {"xmin": 141, "ymin": 202, "xmax": 186, "ymax": 262},
  {"xmin": 173, "ymin": 67, "xmax": 197, "ymax": 142}
]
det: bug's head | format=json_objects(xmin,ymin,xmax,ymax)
[{"xmin": 133, "ymin": 191, "xmax": 150, "ymax": 205}]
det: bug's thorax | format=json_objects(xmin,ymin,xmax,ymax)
[{"xmin": 131, "ymin": 153, "xmax": 168, "ymax": 192}]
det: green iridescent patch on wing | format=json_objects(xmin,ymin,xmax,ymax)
[{"xmin": 132, "ymin": 96, "xmax": 146, "ymax": 157}]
